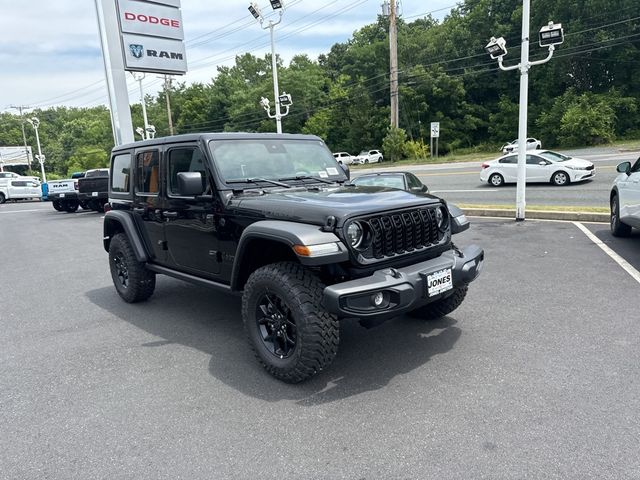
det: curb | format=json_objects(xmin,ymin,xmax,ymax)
[{"xmin": 462, "ymin": 207, "xmax": 609, "ymax": 223}]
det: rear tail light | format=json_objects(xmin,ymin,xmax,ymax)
[{"xmin": 481, "ymin": 163, "xmax": 490, "ymax": 169}]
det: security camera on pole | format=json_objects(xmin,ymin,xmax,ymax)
[
  {"xmin": 485, "ymin": 3, "xmax": 563, "ymax": 221},
  {"xmin": 26, "ymin": 117, "xmax": 47, "ymax": 184},
  {"xmin": 248, "ymin": 1, "xmax": 291, "ymax": 134}
]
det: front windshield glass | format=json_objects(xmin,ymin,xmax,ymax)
[
  {"xmin": 353, "ymin": 175, "xmax": 405, "ymax": 189},
  {"xmin": 209, "ymin": 139, "xmax": 346, "ymax": 184},
  {"xmin": 538, "ymin": 151, "xmax": 571, "ymax": 162}
]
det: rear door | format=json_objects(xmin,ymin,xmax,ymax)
[
  {"xmin": 498, "ymin": 155, "xmax": 518, "ymax": 182},
  {"xmin": 133, "ymin": 148, "xmax": 168, "ymax": 263},
  {"xmin": 162, "ymin": 144, "xmax": 221, "ymax": 277}
]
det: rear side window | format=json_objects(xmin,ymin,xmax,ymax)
[
  {"xmin": 500, "ymin": 156, "xmax": 517, "ymax": 164},
  {"xmin": 111, "ymin": 153, "xmax": 132, "ymax": 193},
  {"xmin": 136, "ymin": 150, "xmax": 160, "ymax": 195}
]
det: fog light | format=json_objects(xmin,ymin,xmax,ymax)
[{"xmin": 371, "ymin": 292, "xmax": 385, "ymax": 307}]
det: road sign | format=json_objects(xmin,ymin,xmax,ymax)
[{"xmin": 430, "ymin": 122, "xmax": 440, "ymax": 138}]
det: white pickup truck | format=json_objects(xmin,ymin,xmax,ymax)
[
  {"xmin": 48, "ymin": 174, "xmax": 83, "ymax": 212},
  {"xmin": 0, "ymin": 172, "xmax": 42, "ymax": 203}
]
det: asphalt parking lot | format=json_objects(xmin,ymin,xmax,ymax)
[{"xmin": 1, "ymin": 202, "xmax": 639, "ymax": 479}]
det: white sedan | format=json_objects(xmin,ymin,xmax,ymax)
[
  {"xmin": 480, "ymin": 150, "xmax": 595, "ymax": 187},
  {"xmin": 501, "ymin": 137, "xmax": 542, "ymax": 154}
]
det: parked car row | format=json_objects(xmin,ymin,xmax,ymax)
[{"xmin": 333, "ymin": 149, "xmax": 384, "ymax": 165}]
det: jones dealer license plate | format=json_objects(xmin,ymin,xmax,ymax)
[{"xmin": 426, "ymin": 268, "xmax": 453, "ymax": 297}]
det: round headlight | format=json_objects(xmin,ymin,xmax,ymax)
[
  {"xmin": 436, "ymin": 206, "xmax": 448, "ymax": 230},
  {"xmin": 346, "ymin": 222, "xmax": 364, "ymax": 248}
]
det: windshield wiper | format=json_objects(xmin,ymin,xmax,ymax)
[
  {"xmin": 226, "ymin": 177, "xmax": 291, "ymax": 188},
  {"xmin": 279, "ymin": 175, "xmax": 336, "ymax": 185}
]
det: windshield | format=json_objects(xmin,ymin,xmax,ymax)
[
  {"xmin": 538, "ymin": 151, "xmax": 571, "ymax": 162},
  {"xmin": 209, "ymin": 139, "xmax": 346, "ymax": 185},
  {"xmin": 353, "ymin": 175, "xmax": 405, "ymax": 189}
]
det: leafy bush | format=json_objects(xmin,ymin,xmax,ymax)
[
  {"xmin": 382, "ymin": 126, "xmax": 407, "ymax": 162},
  {"xmin": 404, "ymin": 139, "xmax": 430, "ymax": 160},
  {"xmin": 559, "ymin": 94, "xmax": 616, "ymax": 146}
]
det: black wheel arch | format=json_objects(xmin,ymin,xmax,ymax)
[
  {"xmin": 230, "ymin": 220, "xmax": 349, "ymax": 291},
  {"xmin": 103, "ymin": 210, "xmax": 149, "ymax": 262}
]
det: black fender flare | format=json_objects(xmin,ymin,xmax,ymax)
[
  {"xmin": 230, "ymin": 220, "xmax": 348, "ymax": 291},
  {"xmin": 103, "ymin": 210, "xmax": 149, "ymax": 262}
]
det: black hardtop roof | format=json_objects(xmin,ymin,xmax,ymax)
[{"xmin": 112, "ymin": 132, "xmax": 323, "ymax": 153}]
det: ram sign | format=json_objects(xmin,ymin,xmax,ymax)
[
  {"xmin": 117, "ymin": 0, "xmax": 187, "ymax": 75},
  {"xmin": 122, "ymin": 33, "xmax": 187, "ymax": 74}
]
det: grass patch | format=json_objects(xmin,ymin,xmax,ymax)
[{"xmin": 458, "ymin": 203, "xmax": 608, "ymax": 213}]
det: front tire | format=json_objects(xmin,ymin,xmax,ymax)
[
  {"xmin": 63, "ymin": 200, "xmax": 79, "ymax": 213},
  {"xmin": 242, "ymin": 262, "xmax": 339, "ymax": 383},
  {"xmin": 551, "ymin": 171, "xmax": 570, "ymax": 186},
  {"xmin": 0, "ymin": 193, "xmax": 5, "ymax": 204},
  {"xmin": 611, "ymin": 194, "xmax": 632, "ymax": 237},
  {"xmin": 109, "ymin": 233, "xmax": 156, "ymax": 303},
  {"xmin": 409, "ymin": 286, "xmax": 468, "ymax": 320}
]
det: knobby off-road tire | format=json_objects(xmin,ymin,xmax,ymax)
[
  {"xmin": 610, "ymin": 194, "xmax": 632, "ymax": 237},
  {"xmin": 409, "ymin": 285, "xmax": 468, "ymax": 320},
  {"xmin": 242, "ymin": 262, "xmax": 339, "ymax": 383},
  {"xmin": 108, "ymin": 233, "xmax": 155, "ymax": 303}
]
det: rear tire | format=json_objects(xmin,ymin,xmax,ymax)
[
  {"xmin": 108, "ymin": 233, "xmax": 156, "ymax": 303},
  {"xmin": 0, "ymin": 193, "xmax": 5, "ymax": 204},
  {"xmin": 52, "ymin": 200, "xmax": 62, "ymax": 211},
  {"xmin": 611, "ymin": 194, "xmax": 632, "ymax": 237},
  {"xmin": 242, "ymin": 262, "xmax": 339, "ymax": 383},
  {"xmin": 409, "ymin": 286, "xmax": 468, "ymax": 320},
  {"xmin": 489, "ymin": 173, "xmax": 504, "ymax": 187},
  {"xmin": 63, "ymin": 200, "xmax": 79, "ymax": 213}
]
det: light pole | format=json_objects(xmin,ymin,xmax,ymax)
[
  {"xmin": 485, "ymin": 6, "xmax": 563, "ymax": 221},
  {"xmin": 131, "ymin": 72, "xmax": 151, "ymax": 139},
  {"xmin": 26, "ymin": 117, "xmax": 47, "ymax": 184},
  {"xmin": 248, "ymin": 1, "xmax": 291, "ymax": 133}
]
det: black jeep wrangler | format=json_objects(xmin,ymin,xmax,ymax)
[{"xmin": 103, "ymin": 133, "xmax": 483, "ymax": 382}]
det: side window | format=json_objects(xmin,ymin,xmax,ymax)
[
  {"xmin": 631, "ymin": 158, "xmax": 640, "ymax": 173},
  {"xmin": 500, "ymin": 156, "xmax": 517, "ymax": 164},
  {"xmin": 168, "ymin": 148, "xmax": 209, "ymax": 195},
  {"xmin": 135, "ymin": 150, "xmax": 160, "ymax": 195},
  {"xmin": 407, "ymin": 173, "xmax": 421, "ymax": 189},
  {"xmin": 111, "ymin": 153, "xmax": 132, "ymax": 193},
  {"xmin": 526, "ymin": 155, "xmax": 541, "ymax": 165}
]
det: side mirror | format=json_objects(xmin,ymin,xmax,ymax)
[
  {"xmin": 339, "ymin": 162, "xmax": 350, "ymax": 180},
  {"xmin": 617, "ymin": 161, "xmax": 631, "ymax": 175},
  {"xmin": 538, "ymin": 161, "xmax": 547, "ymax": 166},
  {"xmin": 410, "ymin": 185, "xmax": 429, "ymax": 194},
  {"xmin": 177, "ymin": 171, "xmax": 205, "ymax": 196}
]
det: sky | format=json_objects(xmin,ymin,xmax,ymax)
[{"xmin": 0, "ymin": 0, "xmax": 457, "ymax": 113}]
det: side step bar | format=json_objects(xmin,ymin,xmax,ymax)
[{"xmin": 145, "ymin": 264, "xmax": 239, "ymax": 295}]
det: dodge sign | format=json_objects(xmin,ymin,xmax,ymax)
[{"xmin": 118, "ymin": 0, "xmax": 184, "ymax": 40}]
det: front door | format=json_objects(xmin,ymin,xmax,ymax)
[
  {"xmin": 162, "ymin": 145, "xmax": 221, "ymax": 277},
  {"xmin": 620, "ymin": 158, "xmax": 640, "ymax": 228},
  {"xmin": 525, "ymin": 154, "xmax": 549, "ymax": 182}
]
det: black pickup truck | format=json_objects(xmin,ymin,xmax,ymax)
[
  {"xmin": 103, "ymin": 133, "xmax": 484, "ymax": 382},
  {"xmin": 78, "ymin": 168, "xmax": 109, "ymax": 212}
]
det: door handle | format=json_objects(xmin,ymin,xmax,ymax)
[
  {"xmin": 133, "ymin": 207, "xmax": 145, "ymax": 214},
  {"xmin": 163, "ymin": 211, "xmax": 178, "ymax": 219}
]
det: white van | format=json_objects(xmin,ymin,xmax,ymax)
[{"xmin": 0, "ymin": 173, "xmax": 42, "ymax": 203}]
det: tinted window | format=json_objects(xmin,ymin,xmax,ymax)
[
  {"xmin": 111, "ymin": 154, "xmax": 131, "ymax": 193},
  {"xmin": 631, "ymin": 158, "xmax": 640, "ymax": 173},
  {"xmin": 526, "ymin": 155, "xmax": 543, "ymax": 165},
  {"xmin": 500, "ymin": 156, "xmax": 517, "ymax": 164},
  {"xmin": 86, "ymin": 169, "xmax": 109, "ymax": 178},
  {"xmin": 168, "ymin": 148, "xmax": 209, "ymax": 195},
  {"xmin": 407, "ymin": 173, "xmax": 422, "ymax": 189},
  {"xmin": 135, "ymin": 150, "xmax": 160, "ymax": 194}
]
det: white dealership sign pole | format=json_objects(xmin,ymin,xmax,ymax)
[
  {"xmin": 96, "ymin": 0, "xmax": 187, "ymax": 145},
  {"xmin": 95, "ymin": 0, "xmax": 135, "ymax": 145}
]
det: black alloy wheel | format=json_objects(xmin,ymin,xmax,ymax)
[
  {"xmin": 112, "ymin": 252, "xmax": 129, "ymax": 289},
  {"xmin": 256, "ymin": 292, "xmax": 297, "ymax": 359}
]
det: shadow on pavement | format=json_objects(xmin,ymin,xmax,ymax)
[
  {"xmin": 586, "ymin": 224, "xmax": 640, "ymax": 271},
  {"xmin": 87, "ymin": 282, "xmax": 461, "ymax": 405}
]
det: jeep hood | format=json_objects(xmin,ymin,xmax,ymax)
[{"xmin": 228, "ymin": 186, "xmax": 443, "ymax": 226}]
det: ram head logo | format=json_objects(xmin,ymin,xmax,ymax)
[{"xmin": 129, "ymin": 44, "xmax": 144, "ymax": 59}]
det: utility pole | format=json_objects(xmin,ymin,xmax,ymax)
[
  {"xmin": 10, "ymin": 105, "xmax": 32, "ymax": 169},
  {"xmin": 162, "ymin": 75, "xmax": 175, "ymax": 136},
  {"xmin": 383, "ymin": 1, "xmax": 399, "ymax": 128}
]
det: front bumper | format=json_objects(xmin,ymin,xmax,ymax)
[
  {"xmin": 322, "ymin": 244, "xmax": 484, "ymax": 320},
  {"xmin": 571, "ymin": 169, "xmax": 595, "ymax": 182}
]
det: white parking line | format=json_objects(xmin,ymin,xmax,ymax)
[
  {"xmin": 0, "ymin": 209, "xmax": 44, "ymax": 214},
  {"xmin": 431, "ymin": 189, "xmax": 501, "ymax": 193},
  {"xmin": 573, "ymin": 221, "xmax": 640, "ymax": 285}
]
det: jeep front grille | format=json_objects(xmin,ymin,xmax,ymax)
[{"xmin": 358, "ymin": 207, "xmax": 444, "ymax": 260}]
